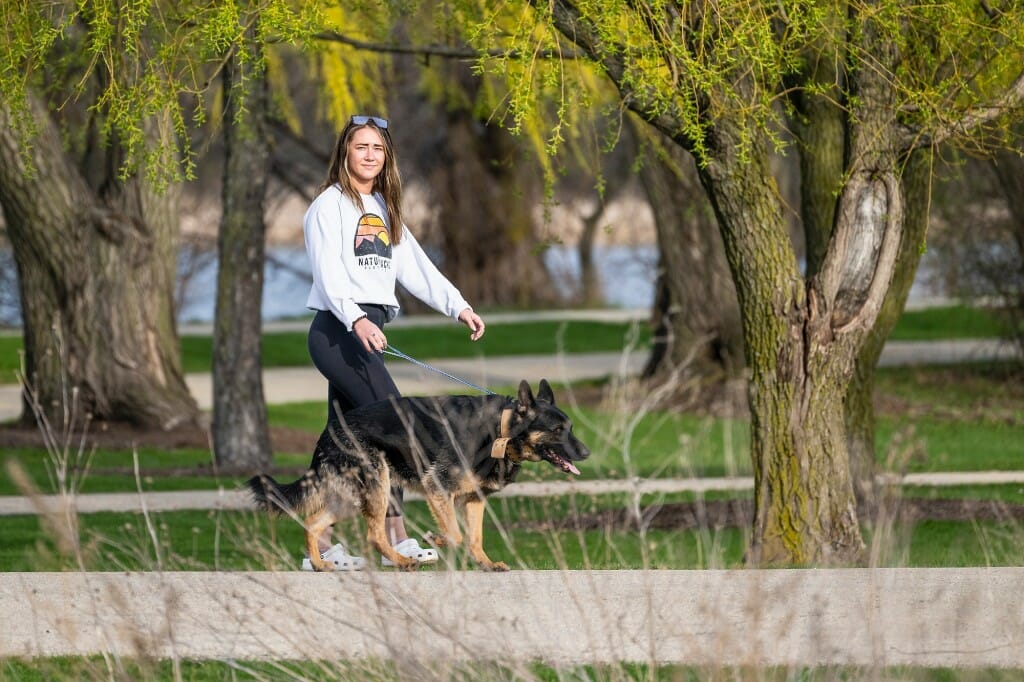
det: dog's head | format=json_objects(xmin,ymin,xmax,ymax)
[{"xmin": 508, "ymin": 379, "xmax": 590, "ymax": 475}]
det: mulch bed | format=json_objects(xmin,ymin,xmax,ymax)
[
  {"xmin": 514, "ymin": 498, "xmax": 1024, "ymax": 532},
  {"xmin": 0, "ymin": 420, "xmax": 317, "ymax": 456}
]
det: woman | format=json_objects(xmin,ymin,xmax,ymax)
[{"xmin": 301, "ymin": 114, "xmax": 486, "ymax": 570}]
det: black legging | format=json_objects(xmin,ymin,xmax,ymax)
[{"xmin": 307, "ymin": 305, "xmax": 404, "ymax": 516}]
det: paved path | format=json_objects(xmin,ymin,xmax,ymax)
[
  {"xmin": 2, "ymin": 568, "xmax": 1022, "ymax": 666},
  {"xmin": 1, "ymin": 338, "xmax": 1018, "ymax": 422},
  {"xmin": 5, "ymin": 471, "xmax": 1024, "ymax": 517}
]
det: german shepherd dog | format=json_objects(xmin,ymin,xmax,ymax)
[{"xmin": 248, "ymin": 379, "xmax": 589, "ymax": 571}]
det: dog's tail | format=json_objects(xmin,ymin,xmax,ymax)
[{"xmin": 246, "ymin": 470, "xmax": 322, "ymax": 517}]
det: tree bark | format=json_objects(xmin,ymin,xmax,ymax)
[
  {"xmin": 428, "ymin": 111, "xmax": 555, "ymax": 307},
  {"xmin": 576, "ymin": 203, "xmax": 604, "ymax": 307},
  {"xmin": 790, "ymin": 17, "xmax": 847, "ymax": 279},
  {"xmin": 635, "ymin": 120, "xmax": 743, "ymax": 381},
  {"xmin": 845, "ymin": 149, "xmax": 932, "ymax": 506},
  {"xmin": 395, "ymin": 56, "xmax": 555, "ymax": 310},
  {"xmin": 0, "ymin": 95, "xmax": 198, "ymax": 429},
  {"xmin": 212, "ymin": 19, "xmax": 273, "ymax": 472},
  {"xmin": 990, "ymin": 145, "xmax": 1024, "ymax": 356},
  {"xmin": 694, "ymin": 115, "xmax": 866, "ymax": 565}
]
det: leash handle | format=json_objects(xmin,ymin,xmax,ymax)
[{"xmin": 382, "ymin": 345, "xmax": 498, "ymax": 396}]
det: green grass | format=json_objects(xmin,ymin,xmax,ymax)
[
  {"xmin": 181, "ymin": 319, "xmax": 651, "ymax": 373},
  {"xmin": 2, "ymin": 493, "xmax": 1021, "ymax": 573},
  {"xmin": 0, "ymin": 303, "xmax": 1014, "ymax": 383},
  {"xmin": 2, "ymin": 408, "xmax": 1014, "ymax": 496},
  {"xmin": 3, "ymin": 376, "xmax": 1021, "ymax": 495},
  {"xmin": 887, "ymin": 304, "xmax": 1011, "ymax": 341},
  {"xmin": 4, "ymin": 660, "xmax": 1021, "ymax": 682},
  {"xmin": 875, "ymin": 416, "xmax": 1024, "ymax": 473},
  {"xmin": 2, "ymin": 319, "xmax": 648, "ymax": 384}
]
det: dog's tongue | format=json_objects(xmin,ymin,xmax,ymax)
[
  {"xmin": 548, "ymin": 450, "xmax": 581, "ymax": 476},
  {"xmin": 561, "ymin": 459, "xmax": 581, "ymax": 476}
]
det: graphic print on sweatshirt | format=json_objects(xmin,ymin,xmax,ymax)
[{"xmin": 354, "ymin": 213, "xmax": 392, "ymax": 270}]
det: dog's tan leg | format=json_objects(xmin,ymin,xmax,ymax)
[
  {"xmin": 462, "ymin": 496, "xmax": 508, "ymax": 571},
  {"xmin": 304, "ymin": 509, "xmax": 337, "ymax": 572},
  {"xmin": 422, "ymin": 483, "xmax": 462, "ymax": 549},
  {"xmin": 364, "ymin": 467, "xmax": 418, "ymax": 570}
]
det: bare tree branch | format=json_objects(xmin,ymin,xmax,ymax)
[{"xmin": 309, "ymin": 31, "xmax": 581, "ymax": 60}]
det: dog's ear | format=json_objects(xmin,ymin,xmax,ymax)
[
  {"xmin": 517, "ymin": 380, "xmax": 535, "ymax": 412},
  {"xmin": 537, "ymin": 378, "xmax": 555, "ymax": 405}
]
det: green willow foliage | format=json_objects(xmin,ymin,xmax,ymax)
[
  {"xmin": 0, "ymin": 0, "xmax": 326, "ymax": 186},
  {"xmin": 438, "ymin": 0, "xmax": 1024, "ymax": 163}
]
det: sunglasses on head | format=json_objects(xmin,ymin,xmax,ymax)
[{"xmin": 350, "ymin": 115, "xmax": 389, "ymax": 129}]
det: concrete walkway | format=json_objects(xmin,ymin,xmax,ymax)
[
  {"xmin": 1, "ymin": 338, "xmax": 1018, "ymax": 422},
  {"xmin": 3, "ymin": 472, "xmax": 1024, "ymax": 666},
  {"xmin": 2, "ymin": 568, "xmax": 1022, "ymax": 666}
]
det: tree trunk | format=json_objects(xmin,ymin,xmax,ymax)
[
  {"xmin": 635, "ymin": 120, "xmax": 743, "ymax": 382},
  {"xmin": 535, "ymin": 0, "xmax": 917, "ymax": 565},
  {"xmin": 990, "ymin": 145, "xmax": 1024, "ymax": 356},
  {"xmin": 428, "ymin": 111, "xmax": 555, "ymax": 308},
  {"xmin": 791, "ymin": 17, "xmax": 847, "ymax": 280},
  {"xmin": 576, "ymin": 204, "xmax": 604, "ymax": 307},
  {"xmin": 398, "ymin": 55, "xmax": 555, "ymax": 310},
  {"xmin": 212, "ymin": 21, "xmax": 272, "ymax": 472},
  {"xmin": 697, "ymin": 114, "xmax": 879, "ymax": 565},
  {"xmin": 844, "ymin": 149, "xmax": 932, "ymax": 505},
  {"xmin": 0, "ymin": 95, "xmax": 198, "ymax": 429}
]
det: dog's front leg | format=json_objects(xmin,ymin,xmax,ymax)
[
  {"xmin": 422, "ymin": 485, "xmax": 462, "ymax": 549},
  {"xmin": 304, "ymin": 509, "xmax": 337, "ymax": 572},
  {"xmin": 462, "ymin": 496, "xmax": 508, "ymax": 572},
  {"xmin": 364, "ymin": 466, "xmax": 418, "ymax": 570}
]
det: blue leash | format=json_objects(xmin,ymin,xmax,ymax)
[{"xmin": 382, "ymin": 344, "xmax": 498, "ymax": 396}]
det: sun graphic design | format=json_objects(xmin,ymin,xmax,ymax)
[{"xmin": 353, "ymin": 213, "xmax": 392, "ymax": 259}]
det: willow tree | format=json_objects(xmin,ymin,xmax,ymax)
[
  {"xmin": 0, "ymin": 5, "xmax": 200, "ymax": 429},
  {"xmin": 212, "ymin": 5, "xmax": 274, "ymax": 471},
  {"xmin": 476, "ymin": 0, "xmax": 1024, "ymax": 564},
  {"xmin": 0, "ymin": 2, "xmax": 330, "ymax": 449}
]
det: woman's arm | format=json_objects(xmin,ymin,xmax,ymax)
[
  {"xmin": 393, "ymin": 227, "xmax": 473, "ymax": 322},
  {"xmin": 304, "ymin": 198, "xmax": 366, "ymax": 330}
]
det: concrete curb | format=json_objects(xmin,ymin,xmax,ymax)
[{"xmin": 2, "ymin": 569, "xmax": 1022, "ymax": 666}]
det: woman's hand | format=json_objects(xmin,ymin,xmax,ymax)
[
  {"xmin": 353, "ymin": 317, "xmax": 387, "ymax": 353},
  {"xmin": 458, "ymin": 308, "xmax": 486, "ymax": 341}
]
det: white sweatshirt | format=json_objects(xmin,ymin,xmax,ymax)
[{"xmin": 303, "ymin": 185, "xmax": 471, "ymax": 330}]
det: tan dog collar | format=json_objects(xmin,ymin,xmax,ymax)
[{"xmin": 490, "ymin": 407, "xmax": 514, "ymax": 459}]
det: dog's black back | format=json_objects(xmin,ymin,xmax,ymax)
[
  {"xmin": 247, "ymin": 379, "xmax": 588, "ymax": 571},
  {"xmin": 313, "ymin": 379, "xmax": 588, "ymax": 496}
]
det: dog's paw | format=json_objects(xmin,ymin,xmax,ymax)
[
  {"xmin": 430, "ymin": 534, "xmax": 461, "ymax": 549},
  {"xmin": 480, "ymin": 561, "xmax": 509, "ymax": 572}
]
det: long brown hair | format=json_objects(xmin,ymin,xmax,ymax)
[{"xmin": 319, "ymin": 117, "xmax": 404, "ymax": 245}]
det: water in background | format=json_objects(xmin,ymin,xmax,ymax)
[
  {"xmin": 1, "ymin": 242, "xmax": 941, "ymax": 327},
  {"xmin": 176, "ymin": 244, "xmax": 661, "ymax": 324}
]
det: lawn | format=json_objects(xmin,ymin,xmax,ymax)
[
  {"xmin": 1, "ymin": 316, "xmax": 1022, "ymax": 678},
  {"xmin": 0, "ymin": 313, "xmax": 1021, "ymax": 567},
  {"xmin": 0, "ymin": 303, "xmax": 1014, "ymax": 383},
  {"xmin": 1, "ymin": 355, "xmax": 1021, "ymax": 578}
]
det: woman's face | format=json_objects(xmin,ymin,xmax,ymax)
[{"xmin": 346, "ymin": 126, "xmax": 386, "ymax": 193}]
